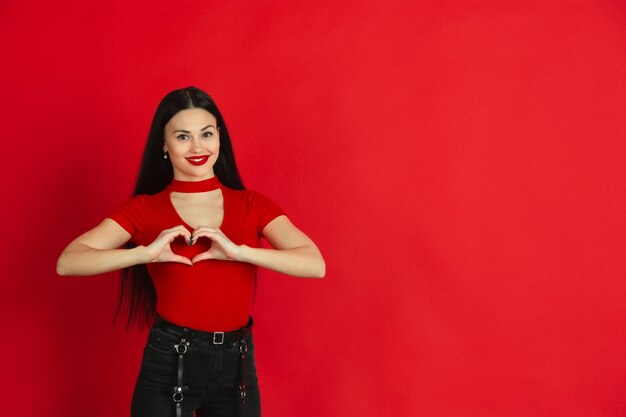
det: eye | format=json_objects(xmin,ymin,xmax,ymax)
[
  {"xmin": 176, "ymin": 134, "xmax": 190, "ymax": 140},
  {"xmin": 202, "ymin": 131, "xmax": 213, "ymax": 138}
]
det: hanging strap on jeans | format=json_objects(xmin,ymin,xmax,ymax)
[
  {"xmin": 170, "ymin": 327, "xmax": 190, "ymax": 417},
  {"xmin": 238, "ymin": 337, "xmax": 248, "ymax": 417}
]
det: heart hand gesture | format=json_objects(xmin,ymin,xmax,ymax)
[
  {"xmin": 144, "ymin": 225, "xmax": 193, "ymax": 266},
  {"xmin": 190, "ymin": 227, "xmax": 241, "ymax": 264}
]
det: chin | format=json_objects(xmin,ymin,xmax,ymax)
[{"xmin": 183, "ymin": 168, "xmax": 216, "ymax": 180}]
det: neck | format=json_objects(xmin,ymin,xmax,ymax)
[{"xmin": 168, "ymin": 176, "xmax": 221, "ymax": 193}]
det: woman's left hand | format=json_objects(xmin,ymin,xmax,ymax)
[{"xmin": 190, "ymin": 226, "xmax": 242, "ymax": 263}]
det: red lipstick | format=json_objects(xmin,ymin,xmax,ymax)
[{"xmin": 185, "ymin": 155, "xmax": 209, "ymax": 166}]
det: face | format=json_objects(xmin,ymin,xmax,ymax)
[{"xmin": 163, "ymin": 108, "xmax": 220, "ymax": 181}]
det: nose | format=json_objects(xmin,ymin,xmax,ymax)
[{"xmin": 191, "ymin": 136, "xmax": 204, "ymax": 152}]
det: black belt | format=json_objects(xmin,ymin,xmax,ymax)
[{"xmin": 154, "ymin": 315, "xmax": 253, "ymax": 345}]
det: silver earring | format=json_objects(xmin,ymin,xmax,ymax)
[{"xmin": 163, "ymin": 151, "xmax": 168, "ymax": 159}]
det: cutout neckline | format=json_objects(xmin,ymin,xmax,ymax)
[{"xmin": 166, "ymin": 177, "xmax": 225, "ymax": 230}]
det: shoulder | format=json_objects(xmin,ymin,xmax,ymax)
[
  {"xmin": 114, "ymin": 192, "xmax": 163, "ymax": 210},
  {"xmin": 223, "ymin": 187, "xmax": 278, "ymax": 206},
  {"xmin": 244, "ymin": 189, "xmax": 272, "ymax": 203},
  {"xmin": 107, "ymin": 191, "xmax": 168, "ymax": 227},
  {"xmin": 133, "ymin": 188, "xmax": 172, "ymax": 204}
]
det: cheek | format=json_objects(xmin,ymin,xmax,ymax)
[{"xmin": 166, "ymin": 139, "xmax": 186, "ymax": 155}]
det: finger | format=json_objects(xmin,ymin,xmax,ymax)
[
  {"xmin": 189, "ymin": 230, "xmax": 211, "ymax": 246},
  {"xmin": 192, "ymin": 226, "xmax": 218, "ymax": 235},
  {"xmin": 190, "ymin": 230, "xmax": 221, "ymax": 244},
  {"xmin": 168, "ymin": 225, "xmax": 191, "ymax": 235},
  {"xmin": 192, "ymin": 251, "xmax": 213, "ymax": 264},
  {"xmin": 164, "ymin": 228, "xmax": 191, "ymax": 243},
  {"xmin": 169, "ymin": 255, "xmax": 193, "ymax": 266},
  {"xmin": 174, "ymin": 226, "xmax": 192, "ymax": 239},
  {"xmin": 163, "ymin": 225, "xmax": 189, "ymax": 235}
]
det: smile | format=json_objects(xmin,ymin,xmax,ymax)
[{"xmin": 185, "ymin": 155, "xmax": 210, "ymax": 166}]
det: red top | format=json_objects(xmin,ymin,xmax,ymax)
[{"xmin": 107, "ymin": 177, "xmax": 285, "ymax": 331}]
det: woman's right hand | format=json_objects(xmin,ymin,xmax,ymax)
[
  {"xmin": 57, "ymin": 220, "xmax": 194, "ymax": 276},
  {"xmin": 144, "ymin": 225, "xmax": 193, "ymax": 266}
]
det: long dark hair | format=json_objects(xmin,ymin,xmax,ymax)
[{"xmin": 114, "ymin": 86, "xmax": 245, "ymax": 330}]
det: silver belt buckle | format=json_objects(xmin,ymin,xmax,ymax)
[{"xmin": 213, "ymin": 332, "xmax": 224, "ymax": 345}]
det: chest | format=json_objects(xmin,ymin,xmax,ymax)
[
  {"xmin": 132, "ymin": 190, "xmax": 261, "ymax": 250},
  {"xmin": 170, "ymin": 191, "xmax": 224, "ymax": 229}
]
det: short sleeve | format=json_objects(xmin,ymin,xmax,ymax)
[
  {"xmin": 248, "ymin": 190, "xmax": 285, "ymax": 233},
  {"xmin": 106, "ymin": 195, "xmax": 147, "ymax": 238}
]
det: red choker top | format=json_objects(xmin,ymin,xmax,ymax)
[
  {"xmin": 168, "ymin": 176, "xmax": 222, "ymax": 193},
  {"xmin": 107, "ymin": 176, "xmax": 285, "ymax": 332}
]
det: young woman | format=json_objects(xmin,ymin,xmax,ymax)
[{"xmin": 57, "ymin": 86, "xmax": 325, "ymax": 417}]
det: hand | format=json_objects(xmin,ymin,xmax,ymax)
[
  {"xmin": 144, "ymin": 226, "xmax": 193, "ymax": 266},
  {"xmin": 190, "ymin": 227, "xmax": 242, "ymax": 263}
]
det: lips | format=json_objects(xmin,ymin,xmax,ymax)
[{"xmin": 185, "ymin": 155, "xmax": 210, "ymax": 166}]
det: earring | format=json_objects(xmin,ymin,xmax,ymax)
[{"xmin": 163, "ymin": 151, "xmax": 168, "ymax": 159}]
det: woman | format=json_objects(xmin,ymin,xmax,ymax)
[{"xmin": 57, "ymin": 86, "xmax": 325, "ymax": 417}]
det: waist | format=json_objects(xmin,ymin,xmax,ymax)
[
  {"xmin": 149, "ymin": 264, "xmax": 256, "ymax": 331},
  {"xmin": 153, "ymin": 314, "xmax": 253, "ymax": 345}
]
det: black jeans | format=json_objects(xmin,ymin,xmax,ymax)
[{"xmin": 131, "ymin": 317, "xmax": 260, "ymax": 417}]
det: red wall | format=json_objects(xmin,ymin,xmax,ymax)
[{"xmin": 2, "ymin": 1, "xmax": 626, "ymax": 416}]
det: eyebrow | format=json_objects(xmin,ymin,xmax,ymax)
[{"xmin": 173, "ymin": 125, "xmax": 215, "ymax": 134}]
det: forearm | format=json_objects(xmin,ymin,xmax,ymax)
[
  {"xmin": 56, "ymin": 244, "xmax": 150, "ymax": 276},
  {"xmin": 238, "ymin": 245, "xmax": 325, "ymax": 278}
]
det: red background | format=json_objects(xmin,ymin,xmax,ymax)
[{"xmin": 1, "ymin": 0, "xmax": 626, "ymax": 416}]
